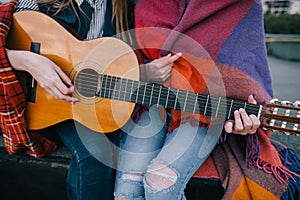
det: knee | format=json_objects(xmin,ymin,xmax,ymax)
[
  {"xmin": 145, "ymin": 162, "xmax": 178, "ymax": 191},
  {"xmin": 115, "ymin": 173, "xmax": 144, "ymax": 200}
]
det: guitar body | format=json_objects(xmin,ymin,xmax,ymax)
[{"xmin": 7, "ymin": 11, "xmax": 139, "ymax": 133}]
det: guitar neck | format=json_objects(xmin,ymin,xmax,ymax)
[
  {"xmin": 72, "ymin": 62, "xmax": 300, "ymax": 135},
  {"xmin": 90, "ymin": 74, "xmax": 261, "ymax": 120}
]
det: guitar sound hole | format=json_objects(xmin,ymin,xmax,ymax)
[{"xmin": 75, "ymin": 69, "xmax": 99, "ymax": 98}]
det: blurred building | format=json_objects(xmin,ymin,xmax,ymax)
[{"xmin": 263, "ymin": 0, "xmax": 300, "ymax": 14}]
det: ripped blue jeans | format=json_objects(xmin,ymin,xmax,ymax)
[{"xmin": 114, "ymin": 107, "xmax": 220, "ymax": 200}]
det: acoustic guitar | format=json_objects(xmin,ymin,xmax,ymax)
[{"xmin": 7, "ymin": 11, "xmax": 300, "ymax": 135}]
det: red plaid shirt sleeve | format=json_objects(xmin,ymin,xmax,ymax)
[{"xmin": 0, "ymin": 0, "xmax": 58, "ymax": 158}]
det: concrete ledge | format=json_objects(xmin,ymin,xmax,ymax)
[{"xmin": 265, "ymin": 34, "xmax": 300, "ymax": 61}]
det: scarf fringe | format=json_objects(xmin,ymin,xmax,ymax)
[
  {"xmin": 246, "ymin": 134, "xmax": 300, "ymax": 187},
  {"xmin": 279, "ymin": 148, "xmax": 300, "ymax": 200}
]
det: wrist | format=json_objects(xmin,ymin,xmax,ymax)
[
  {"xmin": 6, "ymin": 49, "xmax": 27, "ymax": 71},
  {"xmin": 139, "ymin": 64, "xmax": 148, "ymax": 82}
]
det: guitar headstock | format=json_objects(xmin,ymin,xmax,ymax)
[{"xmin": 260, "ymin": 99, "xmax": 300, "ymax": 136}]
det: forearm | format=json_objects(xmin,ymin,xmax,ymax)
[{"xmin": 6, "ymin": 49, "xmax": 30, "ymax": 71}]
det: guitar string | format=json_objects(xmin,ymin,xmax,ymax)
[
  {"xmin": 75, "ymin": 72, "xmax": 300, "ymax": 118},
  {"xmin": 77, "ymin": 72, "xmax": 256, "ymax": 107},
  {"xmin": 78, "ymin": 72, "xmax": 300, "ymax": 112},
  {"xmin": 76, "ymin": 73, "xmax": 263, "ymax": 115},
  {"xmin": 76, "ymin": 73, "xmax": 260, "ymax": 110},
  {"xmin": 76, "ymin": 70, "xmax": 299, "ymax": 113},
  {"xmin": 76, "ymin": 72, "xmax": 262, "ymax": 113},
  {"xmin": 75, "ymin": 75, "xmax": 300, "ymax": 132},
  {"xmin": 75, "ymin": 85, "xmax": 263, "ymax": 119}
]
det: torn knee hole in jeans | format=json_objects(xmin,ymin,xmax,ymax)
[
  {"xmin": 121, "ymin": 173, "xmax": 144, "ymax": 182},
  {"xmin": 145, "ymin": 162, "xmax": 178, "ymax": 191}
]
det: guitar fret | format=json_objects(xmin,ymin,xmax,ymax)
[
  {"xmin": 107, "ymin": 76, "xmax": 111, "ymax": 98},
  {"xmin": 183, "ymin": 90, "xmax": 189, "ymax": 111},
  {"xmin": 138, "ymin": 82, "xmax": 146, "ymax": 104},
  {"xmin": 244, "ymin": 102, "xmax": 247, "ymax": 109},
  {"xmin": 193, "ymin": 93, "xmax": 198, "ymax": 113},
  {"xmin": 215, "ymin": 97, "xmax": 221, "ymax": 117},
  {"xmin": 143, "ymin": 84, "xmax": 151, "ymax": 105},
  {"xmin": 104, "ymin": 75, "xmax": 109, "ymax": 98},
  {"xmin": 100, "ymin": 75, "xmax": 104, "ymax": 97},
  {"xmin": 114, "ymin": 76, "xmax": 119, "ymax": 99},
  {"xmin": 149, "ymin": 84, "xmax": 154, "ymax": 105},
  {"xmin": 113, "ymin": 77, "xmax": 118, "ymax": 100},
  {"xmin": 157, "ymin": 86, "xmax": 162, "ymax": 105},
  {"xmin": 135, "ymin": 82, "xmax": 140, "ymax": 103},
  {"xmin": 204, "ymin": 95, "xmax": 209, "ymax": 115},
  {"xmin": 160, "ymin": 87, "xmax": 168, "ymax": 108},
  {"xmin": 257, "ymin": 105, "xmax": 262, "ymax": 120},
  {"xmin": 110, "ymin": 76, "xmax": 114, "ymax": 99},
  {"xmin": 129, "ymin": 80, "xmax": 134, "ymax": 102},
  {"xmin": 228, "ymin": 99, "xmax": 234, "ymax": 119},
  {"xmin": 174, "ymin": 89, "xmax": 179, "ymax": 110},
  {"xmin": 118, "ymin": 78, "xmax": 122, "ymax": 100},
  {"xmin": 108, "ymin": 76, "xmax": 113, "ymax": 99},
  {"xmin": 123, "ymin": 79, "xmax": 128, "ymax": 101},
  {"xmin": 142, "ymin": 83, "xmax": 147, "ymax": 104},
  {"xmin": 165, "ymin": 88, "xmax": 170, "ymax": 108}
]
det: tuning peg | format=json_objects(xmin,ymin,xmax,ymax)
[
  {"xmin": 270, "ymin": 98, "xmax": 280, "ymax": 104},
  {"xmin": 281, "ymin": 100, "xmax": 293, "ymax": 106},
  {"xmin": 293, "ymin": 100, "xmax": 300, "ymax": 108}
]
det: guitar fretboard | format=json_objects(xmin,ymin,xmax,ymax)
[{"xmin": 75, "ymin": 72, "xmax": 261, "ymax": 120}]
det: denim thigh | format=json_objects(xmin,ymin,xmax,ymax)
[
  {"xmin": 114, "ymin": 107, "xmax": 168, "ymax": 199},
  {"xmin": 116, "ymin": 107, "xmax": 169, "ymax": 173},
  {"xmin": 144, "ymin": 122, "xmax": 220, "ymax": 200},
  {"xmin": 57, "ymin": 120, "xmax": 114, "ymax": 200}
]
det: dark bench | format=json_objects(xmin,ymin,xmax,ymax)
[
  {"xmin": 0, "ymin": 131, "xmax": 300, "ymax": 200},
  {"xmin": 0, "ymin": 135, "xmax": 225, "ymax": 200},
  {"xmin": 0, "ymin": 131, "xmax": 298, "ymax": 200}
]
